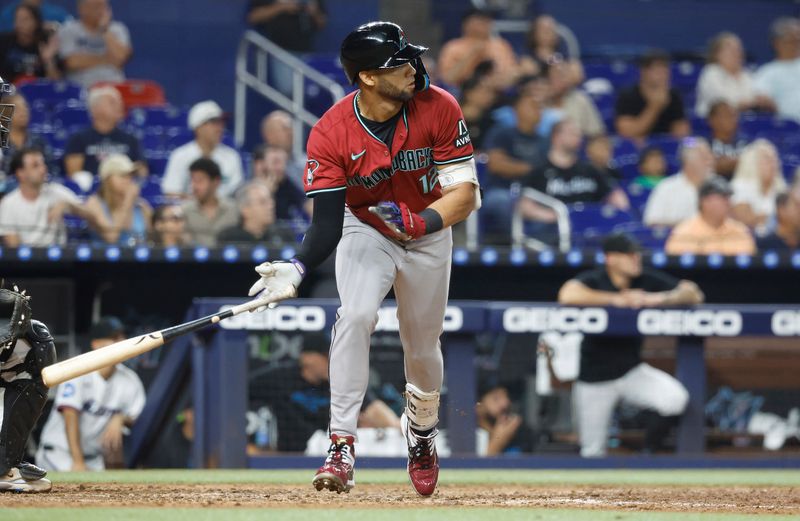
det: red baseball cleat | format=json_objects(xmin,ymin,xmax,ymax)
[
  {"xmin": 401, "ymin": 414, "xmax": 439, "ymax": 496},
  {"xmin": 312, "ymin": 434, "xmax": 355, "ymax": 494}
]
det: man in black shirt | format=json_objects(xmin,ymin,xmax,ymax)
[
  {"xmin": 558, "ymin": 232, "xmax": 704, "ymax": 457},
  {"xmin": 63, "ymin": 86, "xmax": 145, "ymax": 187},
  {"xmin": 614, "ymin": 50, "xmax": 691, "ymax": 142}
]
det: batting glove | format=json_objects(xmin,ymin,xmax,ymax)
[
  {"xmin": 247, "ymin": 259, "xmax": 306, "ymax": 310},
  {"xmin": 369, "ymin": 201, "xmax": 426, "ymax": 241}
]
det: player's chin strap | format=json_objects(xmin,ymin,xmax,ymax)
[
  {"xmin": 412, "ymin": 57, "xmax": 430, "ymax": 92},
  {"xmin": 405, "ymin": 382, "xmax": 440, "ymax": 431}
]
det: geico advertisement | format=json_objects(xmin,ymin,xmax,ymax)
[
  {"xmin": 218, "ymin": 305, "xmax": 464, "ymax": 332},
  {"xmin": 504, "ymin": 307, "xmax": 755, "ymax": 336}
]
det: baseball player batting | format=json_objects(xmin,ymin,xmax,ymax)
[{"xmin": 248, "ymin": 21, "xmax": 480, "ymax": 495}]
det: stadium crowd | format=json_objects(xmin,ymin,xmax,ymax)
[{"xmin": 1, "ymin": 2, "xmax": 800, "ymax": 252}]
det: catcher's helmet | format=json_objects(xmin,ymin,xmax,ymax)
[
  {"xmin": 340, "ymin": 21, "xmax": 429, "ymax": 90},
  {"xmin": 0, "ymin": 76, "xmax": 14, "ymax": 149}
]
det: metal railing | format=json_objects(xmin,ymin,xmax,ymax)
[
  {"xmin": 234, "ymin": 30, "xmax": 346, "ymax": 156},
  {"xmin": 511, "ymin": 186, "xmax": 571, "ymax": 252},
  {"xmin": 493, "ymin": 20, "xmax": 581, "ymax": 59}
]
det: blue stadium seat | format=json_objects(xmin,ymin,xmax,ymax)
[
  {"xmin": 18, "ymin": 80, "xmax": 84, "ymax": 106},
  {"xmin": 148, "ymin": 157, "xmax": 169, "ymax": 176},
  {"xmin": 583, "ymin": 61, "xmax": 637, "ymax": 89},
  {"xmin": 671, "ymin": 61, "xmax": 701, "ymax": 90},
  {"xmin": 612, "ymin": 221, "xmax": 669, "ymax": 250},
  {"xmin": 569, "ymin": 203, "xmax": 637, "ymax": 243},
  {"xmin": 610, "ymin": 137, "xmax": 640, "ymax": 178},
  {"xmin": 624, "ymin": 180, "xmax": 651, "ymax": 216},
  {"xmin": 53, "ymin": 106, "xmax": 90, "ymax": 129},
  {"xmin": 127, "ymin": 105, "xmax": 188, "ymax": 128},
  {"xmin": 140, "ymin": 176, "xmax": 164, "ymax": 206}
]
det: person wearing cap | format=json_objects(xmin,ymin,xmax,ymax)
[
  {"xmin": 64, "ymin": 86, "xmax": 145, "ymax": 190},
  {"xmin": 438, "ymin": 8, "xmax": 518, "ymax": 89},
  {"xmin": 0, "ymin": 146, "xmax": 95, "ymax": 247},
  {"xmin": 247, "ymin": 331, "xmax": 400, "ymax": 453},
  {"xmin": 85, "ymin": 153, "xmax": 152, "ymax": 245},
  {"xmin": 614, "ymin": 49, "xmax": 691, "ymax": 142},
  {"xmin": 475, "ymin": 379, "xmax": 537, "ymax": 456},
  {"xmin": 35, "ymin": 316, "xmax": 146, "ymax": 471},
  {"xmin": 643, "ymin": 137, "xmax": 715, "ymax": 228},
  {"xmin": 665, "ymin": 176, "xmax": 756, "ymax": 255},
  {"xmin": 160, "ymin": 100, "xmax": 244, "ymax": 199},
  {"xmin": 558, "ymin": 232, "xmax": 704, "ymax": 457}
]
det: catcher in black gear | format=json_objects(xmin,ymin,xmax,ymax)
[{"xmin": 0, "ymin": 284, "xmax": 56, "ymax": 492}]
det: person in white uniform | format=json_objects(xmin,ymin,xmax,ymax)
[{"xmin": 36, "ymin": 316, "xmax": 145, "ymax": 471}]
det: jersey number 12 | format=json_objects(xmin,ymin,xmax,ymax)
[{"xmin": 418, "ymin": 167, "xmax": 439, "ymax": 194}]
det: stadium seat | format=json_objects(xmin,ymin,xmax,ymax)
[
  {"xmin": 583, "ymin": 61, "xmax": 637, "ymax": 89},
  {"xmin": 127, "ymin": 105, "xmax": 187, "ymax": 128},
  {"xmin": 140, "ymin": 176, "xmax": 165, "ymax": 206},
  {"xmin": 53, "ymin": 106, "xmax": 90, "ymax": 129},
  {"xmin": 569, "ymin": 203, "xmax": 637, "ymax": 241},
  {"xmin": 93, "ymin": 79, "xmax": 167, "ymax": 109},
  {"xmin": 18, "ymin": 80, "xmax": 84, "ymax": 107},
  {"xmin": 148, "ymin": 157, "xmax": 169, "ymax": 176},
  {"xmin": 611, "ymin": 137, "xmax": 640, "ymax": 179}
]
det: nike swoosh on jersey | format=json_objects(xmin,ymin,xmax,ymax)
[{"xmin": 350, "ymin": 149, "xmax": 366, "ymax": 160}]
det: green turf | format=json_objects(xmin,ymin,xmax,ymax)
[
  {"xmin": 2, "ymin": 509, "xmax": 798, "ymax": 521},
  {"xmin": 49, "ymin": 468, "xmax": 800, "ymax": 486}
]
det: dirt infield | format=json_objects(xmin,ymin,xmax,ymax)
[{"xmin": 3, "ymin": 482, "xmax": 798, "ymax": 514}]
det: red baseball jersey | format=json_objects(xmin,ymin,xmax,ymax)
[{"xmin": 304, "ymin": 85, "xmax": 474, "ymax": 238}]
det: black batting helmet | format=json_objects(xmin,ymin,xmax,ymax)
[
  {"xmin": 0, "ymin": 76, "xmax": 14, "ymax": 149},
  {"xmin": 340, "ymin": 21, "xmax": 429, "ymax": 90}
]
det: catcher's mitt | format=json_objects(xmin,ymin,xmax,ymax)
[{"xmin": 0, "ymin": 285, "xmax": 31, "ymax": 350}]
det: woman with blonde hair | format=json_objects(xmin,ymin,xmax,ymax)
[
  {"xmin": 85, "ymin": 154, "xmax": 152, "ymax": 245},
  {"xmin": 730, "ymin": 139, "xmax": 786, "ymax": 233},
  {"xmin": 695, "ymin": 32, "xmax": 775, "ymax": 117}
]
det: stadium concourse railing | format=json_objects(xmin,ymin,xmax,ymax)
[{"xmin": 127, "ymin": 298, "xmax": 800, "ymax": 470}]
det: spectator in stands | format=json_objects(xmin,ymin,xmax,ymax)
[
  {"xmin": 252, "ymin": 144, "xmax": 310, "ymax": 220},
  {"xmin": 483, "ymin": 91, "xmax": 546, "ymax": 241},
  {"xmin": 643, "ymin": 137, "xmax": 714, "ymax": 227},
  {"xmin": 615, "ymin": 50, "xmax": 690, "ymax": 142},
  {"xmin": 695, "ymin": 32, "xmax": 775, "ymax": 118},
  {"xmin": 246, "ymin": 0, "xmax": 326, "ymax": 96},
  {"xmin": 57, "ymin": 0, "xmax": 132, "ymax": 88},
  {"xmin": 758, "ymin": 192, "xmax": 800, "ymax": 250},
  {"xmin": 36, "ymin": 316, "xmax": 146, "ymax": 471},
  {"xmin": 755, "ymin": 18, "xmax": 800, "ymax": 122},
  {"xmin": 85, "ymin": 153, "xmax": 151, "ymax": 245},
  {"xmin": 489, "ymin": 73, "xmax": 557, "ymax": 137},
  {"xmin": 558, "ymin": 232, "xmax": 702, "ymax": 457},
  {"xmin": 0, "ymin": 147, "xmax": 94, "ymax": 246},
  {"xmin": 707, "ymin": 100, "xmax": 748, "ymax": 179},
  {"xmin": 181, "ymin": 157, "xmax": 238, "ymax": 247},
  {"xmin": 519, "ymin": 14, "xmax": 583, "ymax": 88},
  {"xmin": 475, "ymin": 381, "xmax": 536, "ymax": 456},
  {"xmin": 150, "ymin": 203, "xmax": 189, "ymax": 247},
  {"xmin": 632, "ymin": 146, "xmax": 668, "ymax": 191},
  {"xmin": 0, "ymin": 3, "xmax": 60, "ymax": 83},
  {"xmin": 459, "ymin": 74, "xmax": 499, "ymax": 151},
  {"xmin": 259, "ymin": 110, "xmax": 304, "ymax": 189},
  {"xmin": 545, "ymin": 56, "xmax": 604, "ymax": 138},
  {"xmin": 0, "ymin": 0, "xmax": 70, "ymax": 32},
  {"xmin": 730, "ymin": 139, "xmax": 786, "ymax": 233},
  {"xmin": 161, "ymin": 100, "xmax": 244, "ymax": 198},
  {"xmin": 585, "ymin": 134, "xmax": 622, "ymax": 181},
  {"xmin": 665, "ymin": 176, "xmax": 756, "ymax": 255},
  {"xmin": 248, "ymin": 332, "xmax": 400, "ymax": 452},
  {"xmin": 438, "ymin": 8, "xmax": 518, "ymax": 89},
  {"xmin": 0, "ymin": 92, "xmax": 51, "ymax": 184},
  {"xmin": 64, "ymin": 86, "xmax": 146, "ymax": 190},
  {"xmin": 217, "ymin": 181, "xmax": 294, "ymax": 245},
  {"xmin": 519, "ymin": 120, "xmax": 629, "ymax": 221}
]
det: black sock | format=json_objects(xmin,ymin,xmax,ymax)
[{"xmin": 411, "ymin": 427, "xmax": 433, "ymax": 437}]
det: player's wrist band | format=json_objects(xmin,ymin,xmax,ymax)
[{"xmin": 418, "ymin": 208, "xmax": 443, "ymax": 235}]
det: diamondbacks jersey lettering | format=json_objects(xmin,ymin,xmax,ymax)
[
  {"xmin": 304, "ymin": 85, "xmax": 474, "ymax": 238},
  {"xmin": 38, "ymin": 365, "xmax": 146, "ymax": 457}
]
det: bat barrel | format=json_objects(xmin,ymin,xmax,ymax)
[{"xmin": 41, "ymin": 332, "xmax": 165, "ymax": 387}]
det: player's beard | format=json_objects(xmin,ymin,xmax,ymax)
[{"xmin": 377, "ymin": 77, "xmax": 414, "ymax": 102}]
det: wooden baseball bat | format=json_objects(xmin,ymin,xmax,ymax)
[{"xmin": 41, "ymin": 291, "xmax": 292, "ymax": 388}]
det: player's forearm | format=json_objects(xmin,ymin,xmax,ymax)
[
  {"xmin": 428, "ymin": 183, "xmax": 476, "ymax": 228},
  {"xmin": 660, "ymin": 280, "xmax": 704, "ymax": 306}
]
